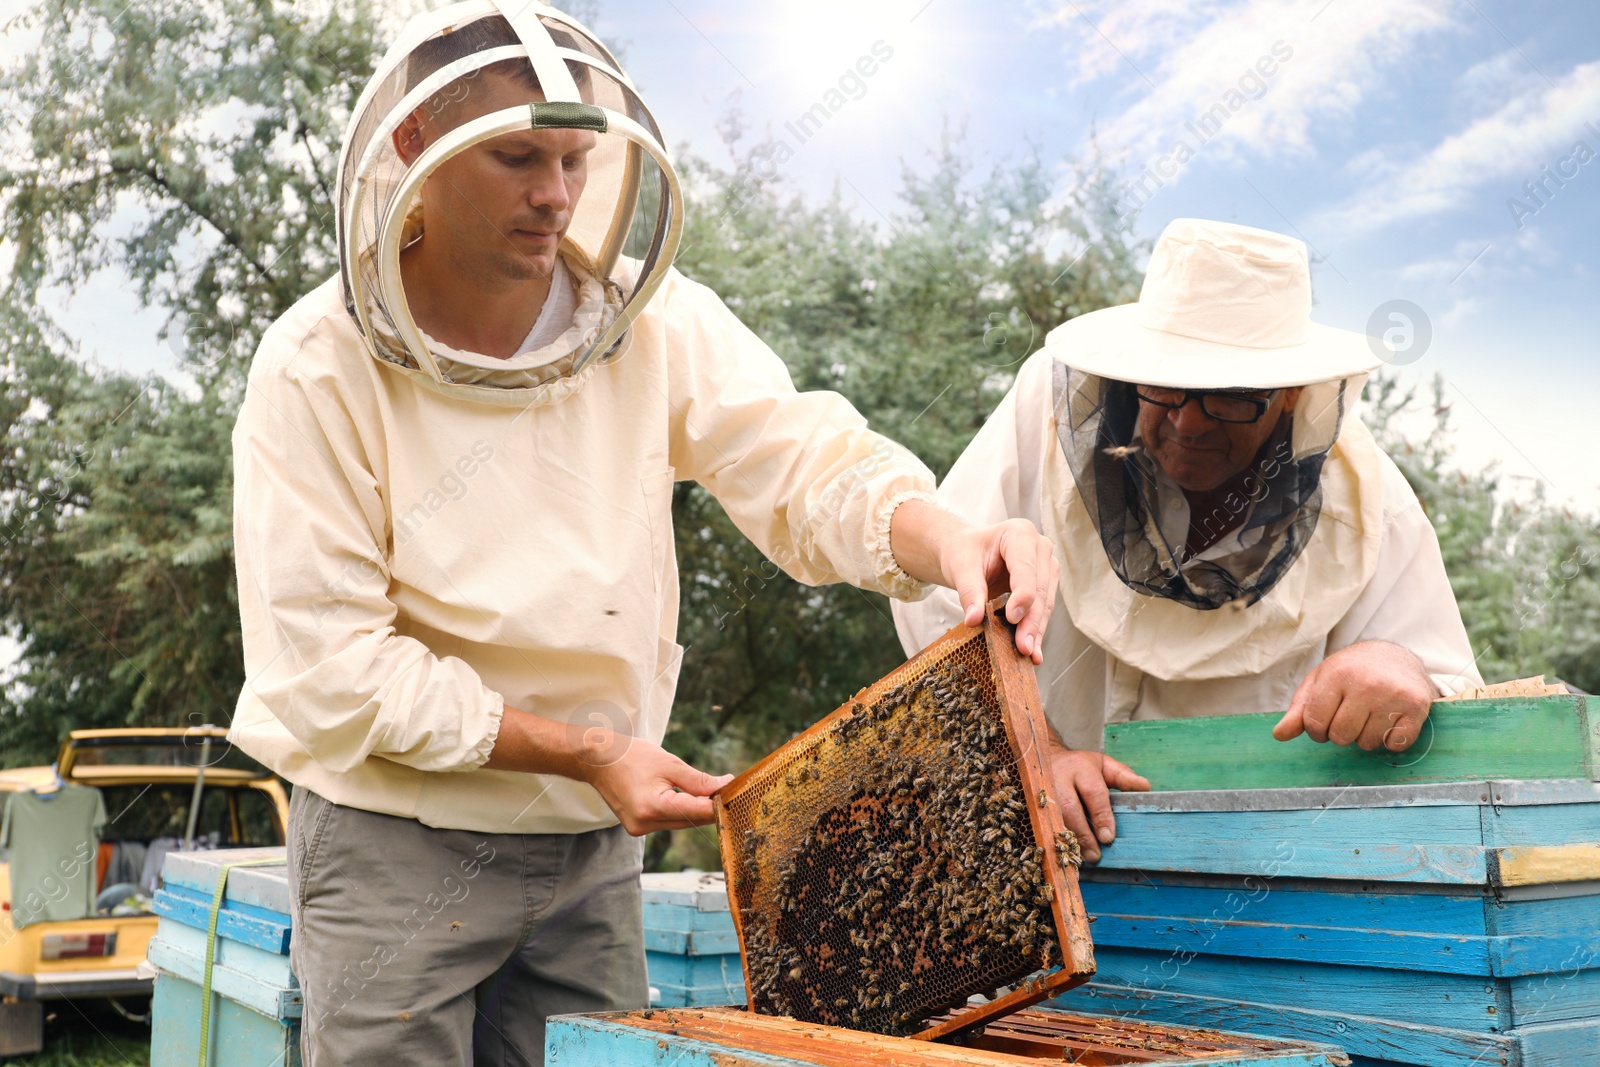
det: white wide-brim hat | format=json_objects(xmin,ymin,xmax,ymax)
[{"xmin": 1046, "ymin": 219, "xmax": 1383, "ymax": 390}]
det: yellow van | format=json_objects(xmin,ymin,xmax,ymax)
[{"xmin": 0, "ymin": 727, "xmax": 288, "ymax": 1052}]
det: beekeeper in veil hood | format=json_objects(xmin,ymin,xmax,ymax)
[
  {"xmin": 228, "ymin": 3, "xmax": 1061, "ymax": 1061},
  {"xmin": 895, "ymin": 219, "xmax": 1481, "ymax": 862}
]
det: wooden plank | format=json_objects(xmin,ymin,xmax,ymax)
[
  {"xmin": 547, "ymin": 1015, "xmax": 798, "ymax": 1067},
  {"xmin": 639, "ymin": 871, "xmax": 731, "ymax": 912},
  {"xmin": 150, "ymin": 974, "xmax": 300, "ymax": 1067},
  {"xmin": 1509, "ymin": 965, "xmax": 1600, "ymax": 1027},
  {"xmin": 1053, "ymin": 985, "xmax": 1515, "ymax": 1067},
  {"xmin": 148, "ymin": 937, "xmax": 301, "ymax": 1022},
  {"xmin": 1081, "ymin": 879, "xmax": 1599, "ymax": 976},
  {"xmin": 1513, "ymin": 1015, "xmax": 1600, "ymax": 1067},
  {"xmin": 1098, "ymin": 807, "xmax": 1489, "ymax": 884},
  {"xmin": 643, "ymin": 925, "xmax": 741, "ymax": 956},
  {"xmin": 1079, "ymin": 878, "xmax": 1487, "ymax": 936},
  {"xmin": 1085, "ymin": 948, "xmax": 1508, "ymax": 1032},
  {"xmin": 582, "ymin": 1008, "xmax": 1345, "ymax": 1066},
  {"xmin": 643, "ymin": 951, "xmax": 745, "ymax": 991},
  {"xmin": 1087, "ymin": 914, "xmax": 1494, "ymax": 976},
  {"xmin": 642, "ymin": 901, "xmax": 738, "ymax": 934},
  {"xmin": 1492, "ymin": 844, "xmax": 1600, "ymax": 886},
  {"xmin": 152, "ymin": 885, "xmax": 292, "ymax": 955},
  {"xmin": 1111, "ymin": 780, "xmax": 1600, "ymax": 813},
  {"xmin": 1103, "ymin": 696, "xmax": 1595, "ymax": 791},
  {"xmin": 159, "ymin": 848, "xmax": 291, "ymax": 914},
  {"xmin": 1482, "ymin": 803, "xmax": 1600, "ymax": 846}
]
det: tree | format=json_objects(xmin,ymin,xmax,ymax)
[
  {"xmin": 1365, "ymin": 373, "xmax": 1600, "ymax": 693},
  {"xmin": 656, "ymin": 135, "xmax": 1145, "ymax": 869},
  {"xmin": 0, "ymin": 0, "xmax": 382, "ymax": 763}
]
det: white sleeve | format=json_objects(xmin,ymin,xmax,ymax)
[
  {"xmin": 1323, "ymin": 455, "xmax": 1484, "ymax": 696},
  {"xmin": 663, "ymin": 273, "xmax": 937, "ymax": 601},
  {"xmin": 233, "ymin": 355, "xmax": 505, "ymax": 776},
  {"xmin": 891, "ymin": 353, "xmax": 1050, "ymax": 656}
]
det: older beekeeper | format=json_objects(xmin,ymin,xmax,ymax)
[
  {"xmin": 894, "ymin": 218, "xmax": 1482, "ymax": 862},
  {"xmin": 228, "ymin": 4, "xmax": 1057, "ymax": 1064}
]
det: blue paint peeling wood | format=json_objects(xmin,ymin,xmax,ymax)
[
  {"xmin": 643, "ymin": 925, "xmax": 741, "ymax": 955},
  {"xmin": 642, "ymin": 952, "xmax": 744, "ymax": 990},
  {"xmin": 149, "ymin": 973, "xmax": 300, "ymax": 1067},
  {"xmin": 643, "ymin": 901, "xmax": 736, "ymax": 934},
  {"xmin": 546, "ymin": 1016, "xmax": 803, "ymax": 1067},
  {"xmin": 147, "ymin": 924, "xmax": 301, "ymax": 1023},
  {"xmin": 1095, "ymin": 790, "xmax": 1600, "ymax": 885},
  {"xmin": 153, "ymin": 883, "xmax": 292, "ymax": 955},
  {"xmin": 1078, "ymin": 878, "xmax": 1597, "ymax": 977},
  {"xmin": 1086, "ymin": 948, "xmax": 1509, "ymax": 1032},
  {"xmin": 1054, "ymin": 984, "xmax": 1514, "ymax": 1066}
]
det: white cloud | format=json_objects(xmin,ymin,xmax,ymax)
[
  {"xmin": 1037, "ymin": 0, "xmax": 1465, "ymax": 176},
  {"xmin": 1318, "ymin": 58, "xmax": 1600, "ymax": 233}
]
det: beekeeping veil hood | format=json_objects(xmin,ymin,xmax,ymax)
[
  {"xmin": 336, "ymin": 1, "xmax": 682, "ymax": 395},
  {"xmin": 1037, "ymin": 219, "xmax": 1391, "ymax": 680}
]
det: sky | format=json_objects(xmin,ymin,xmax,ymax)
[{"xmin": 19, "ymin": 0, "xmax": 1600, "ymax": 509}]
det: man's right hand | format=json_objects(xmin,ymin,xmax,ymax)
[
  {"xmin": 484, "ymin": 705, "xmax": 732, "ymax": 835},
  {"xmin": 1046, "ymin": 746, "xmax": 1150, "ymax": 862},
  {"xmin": 578, "ymin": 730, "xmax": 734, "ymax": 836}
]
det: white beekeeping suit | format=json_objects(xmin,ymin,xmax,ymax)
[
  {"xmin": 895, "ymin": 220, "xmax": 1481, "ymax": 751},
  {"xmin": 231, "ymin": 1, "xmax": 937, "ymax": 834}
]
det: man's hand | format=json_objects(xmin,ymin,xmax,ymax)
[
  {"xmin": 1046, "ymin": 745, "xmax": 1150, "ymax": 863},
  {"xmin": 485, "ymin": 706, "xmax": 733, "ymax": 834},
  {"xmin": 889, "ymin": 500, "xmax": 1059, "ymax": 664},
  {"xmin": 1273, "ymin": 640, "xmax": 1436, "ymax": 752},
  {"xmin": 578, "ymin": 730, "xmax": 734, "ymax": 835}
]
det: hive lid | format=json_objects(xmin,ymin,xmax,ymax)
[
  {"xmin": 715, "ymin": 602, "xmax": 1095, "ymax": 1041},
  {"xmin": 161, "ymin": 846, "xmax": 289, "ymax": 916},
  {"xmin": 640, "ymin": 871, "xmax": 732, "ymax": 912}
]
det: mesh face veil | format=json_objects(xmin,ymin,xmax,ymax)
[
  {"xmin": 335, "ymin": 1, "xmax": 682, "ymax": 391},
  {"xmin": 1052, "ymin": 362, "xmax": 1353, "ymax": 610}
]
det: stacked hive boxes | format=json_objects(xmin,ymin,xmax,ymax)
[
  {"xmin": 1048, "ymin": 695, "xmax": 1600, "ymax": 1067},
  {"xmin": 145, "ymin": 847, "xmax": 299, "ymax": 1067},
  {"xmin": 640, "ymin": 871, "xmax": 744, "ymax": 1008}
]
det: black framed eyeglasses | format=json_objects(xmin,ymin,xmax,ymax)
[{"xmin": 1134, "ymin": 386, "xmax": 1278, "ymax": 424}]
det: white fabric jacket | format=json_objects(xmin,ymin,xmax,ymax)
[
  {"xmin": 893, "ymin": 351, "xmax": 1482, "ymax": 753},
  {"xmin": 231, "ymin": 269, "xmax": 935, "ymax": 834}
]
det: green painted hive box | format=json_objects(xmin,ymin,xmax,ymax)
[{"xmin": 1103, "ymin": 695, "xmax": 1597, "ymax": 792}]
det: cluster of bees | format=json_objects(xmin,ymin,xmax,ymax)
[{"xmin": 739, "ymin": 659, "xmax": 1070, "ymax": 1036}]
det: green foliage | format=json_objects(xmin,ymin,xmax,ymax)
[
  {"xmin": 1, "ymin": 0, "xmax": 1596, "ymax": 841},
  {"xmin": 660, "ymin": 132, "xmax": 1145, "ymax": 808},
  {"xmin": 0, "ymin": 0, "xmax": 382, "ymax": 763},
  {"xmin": 1366, "ymin": 373, "xmax": 1600, "ymax": 693}
]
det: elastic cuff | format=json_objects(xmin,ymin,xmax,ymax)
[
  {"xmin": 461, "ymin": 693, "xmax": 506, "ymax": 771},
  {"xmin": 874, "ymin": 488, "xmax": 939, "ymax": 602}
]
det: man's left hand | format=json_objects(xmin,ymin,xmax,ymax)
[
  {"xmin": 1272, "ymin": 640, "xmax": 1436, "ymax": 752},
  {"xmin": 889, "ymin": 500, "xmax": 1058, "ymax": 664}
]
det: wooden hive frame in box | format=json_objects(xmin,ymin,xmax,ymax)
[{"xmin": 714, "ymin": 602, "xmax": 1095, "ymax": 1040}]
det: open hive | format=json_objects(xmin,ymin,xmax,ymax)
[{"xmin": 714, "ymin": 602, "xmax": 1096, "ymax": 1041}]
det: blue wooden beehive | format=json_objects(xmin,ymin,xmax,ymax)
[
  {"xmin": 146, "ymin": 846, "xmax": 299, "ymax": 1067},
  {"xmin": 641, "ymin": 871, "xmax": 744, "ymax": 1008},
  {"xmin": 1048, "ymin": 780, "xmax": 1600, "ymax": 1067}
]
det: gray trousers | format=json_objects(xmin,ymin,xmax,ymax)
[{"xmin": 286, "ymin": 787, "xmax": 647, "ymax": 1066}]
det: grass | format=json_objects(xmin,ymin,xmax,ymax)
[{"xmin": 1, "ymin": 1000, "xmax": 149, "ymax": 1067}]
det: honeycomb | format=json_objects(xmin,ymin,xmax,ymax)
[{"xmin": 717, "ymin": 621, "xmax": 1089, "ymax": 1038}]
